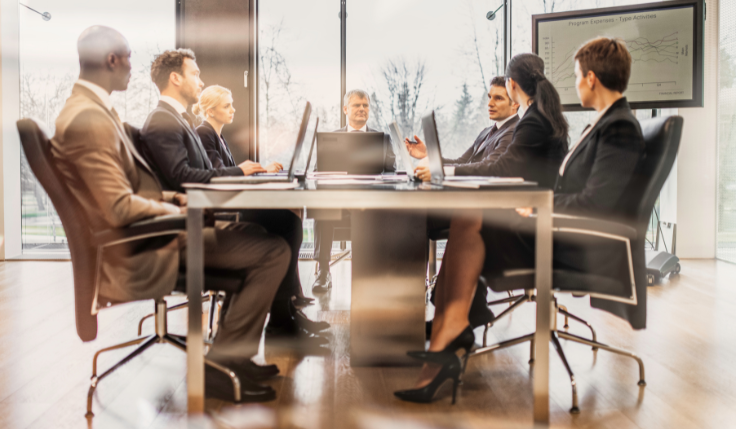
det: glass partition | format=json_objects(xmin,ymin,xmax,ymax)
[
  {"xmin": 718, "ymin": 0, "xmax": 736, "ymax": 263},
  {"xmin": 18, "ymin": 0, "xmax": 175, "ymax": 254}
]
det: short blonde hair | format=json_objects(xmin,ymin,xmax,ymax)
[{"xmin": 192, "ymin": 85, "xmax": 232, "ymax": 117}]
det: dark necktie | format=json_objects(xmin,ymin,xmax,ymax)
[{"xmin": 475, "ymin": 124, "xmax": 499, "ymax": 156}]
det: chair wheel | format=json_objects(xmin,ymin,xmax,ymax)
[
  {"xmin": 563, "ymin": 324, "xmax": 569, "ymax": 329},
  {"xmin": 570, "ymin": 406, "xmax": 580, "ymax": 414},
  {"xmin": 638, "ymin": 380, "xmax": 647, "ymax": 386},
  {"xmin": 528, "ymin": 359, "xmax": 535, "ymax": 364},
  {"xmin": 85, "ymin": 411, "xmax": 94, "ymax": 418}
]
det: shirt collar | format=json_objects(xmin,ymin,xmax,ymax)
[
  {"xmin": 495, "ymin": 114, "xmax": 517, "ymax": 128},
  {"xmin": 347, "ymin": 123, "xmax": 367, "ymax": 132},
  {"xmin": 76, "ymin": 79, "xmax": 113, "ymax": 111},
  {"xmin": 159, "ymin": 95, "xmax": 188, "ymax": 115}
]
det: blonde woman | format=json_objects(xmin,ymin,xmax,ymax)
[
  {"xmin": 194, "ymin": 85, "xmax": 328, "ymax": 339},
  {"xmin": 194, "ymin": 85, "xmax": 281, "ymax": 172}
]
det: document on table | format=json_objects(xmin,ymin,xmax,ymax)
[
  {"xmin": 443, "ymin": 176, "xmax": 524, "ymax": 183},
  {"xmin": 183, "ymin": 181, "xmax": 300, "ymax": 191}
]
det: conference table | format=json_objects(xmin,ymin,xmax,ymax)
[{"xmin": 184, "ymin": 180, "xmax": 554, "ymax": 424}]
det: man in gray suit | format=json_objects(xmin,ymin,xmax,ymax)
[
  {"xmin": 51, "ymin": 26, "xmax": 289, "ymax": 402},
  {"xmin": 311, "ymin": 89, "xmax": 396, "ymax": 292}
]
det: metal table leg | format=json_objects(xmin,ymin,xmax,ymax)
[
  {"xmin": 533, "ymin": 193, "xmax": 553, "ymax": 425},
  {"xmin": 187, "ymin": 208, "xmax": 204, "ymax": 414}
]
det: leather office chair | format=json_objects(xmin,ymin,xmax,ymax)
[
  {"xmin": 469, "ymin": 115, "xmax": 683, "ymax": 413},
  {"xmin": 17, "ymin": 119, "xmax": 246, "ymax": 417}
]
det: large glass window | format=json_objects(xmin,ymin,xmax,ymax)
[
  {"xmin": 19, "ymin": 0, "xmax": 175, "ymax": 254},
  {"xmin": 257, "ymin": 0, "xmax": 340, "ymax": 167},
  {"xmin": 20, "ymin": 0, "xmax": 176, "ymax": 253},
  {"xmin": 346, "ymin": 0, "xmax": 505, "ymax": 160},
  {"xmin": 718, "ymin": 0, "xmax": 736, "ymax": 263}
]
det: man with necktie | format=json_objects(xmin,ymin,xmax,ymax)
[
  {"xmin": 311, "ymin": 89, "xmax": 397, "ymax": 293},
  {"xmin": 140, "ymin": 49, "xmax": 330, "ymax": 350}
]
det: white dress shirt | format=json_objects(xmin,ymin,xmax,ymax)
[
  {"xmin": 159, "ymin": 95, "xmax": 188, "ymax": 115},
  {"xmin": 347, "ymin": 123, "xmax": 368, "ymax": 132},
  {"xmin": 443, "ymin": 113, "xmax": 519, "ymax": 177},
  {"xmin": 76, "ymin": 79, "xmax": 113, "ymax": 111}
]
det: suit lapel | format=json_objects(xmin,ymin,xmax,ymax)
[
  {"xmin": 157, "ymin": 101, "xmax": 212, "ymax": 169},
  {"xmin": 74, "ymin": 85, "xmax": 157, "ymax": 175}
]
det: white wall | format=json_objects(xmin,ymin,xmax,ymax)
[{"xmin": 671, "ymin": 0, "xmax": 718, "ymax": 258}]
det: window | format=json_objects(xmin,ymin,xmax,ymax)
[
  {"xmin": 257, "ymin": 0, "xmax": 340, "ymax": 167},
  {"xmin": 18, "ymin": 0, "xmax": 175, "ymax": 254},
  {"xmin": 718, "ymin": 0, "xmax": 736, "ymax": 263}
]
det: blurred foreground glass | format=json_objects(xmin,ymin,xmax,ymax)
[
  {"xmin": 19, "ymin": 0, "xmax": 175, "ymax": 254},
  {"xmin": 718, "ymin": 0, "xmax": 736, "ymax": 263}
]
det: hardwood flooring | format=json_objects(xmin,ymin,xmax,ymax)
[{"xmin": 0, "ymin": 259, "xmax": 735, "ymax": 428}]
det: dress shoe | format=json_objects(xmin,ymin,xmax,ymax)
[
  {"xmin": 312, "ymin": 270, "xmax": 332, "ymax": 293},
  {"xmin": 294, "ymin": 309, "xmax": 330, "ymax": 333},
  {"xmin": 205, "ymin": 364, "xmax": 276, "ymax": 403},
  {"xmin": 291, "ymin": 295, "xmax": 315, "ymax": 308},
  {"xmin": 239, "ymin": 359, "xmax": 280, "ymax": 381}
]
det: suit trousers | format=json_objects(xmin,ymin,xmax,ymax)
[
  {"xmin": 179, "ymin": 221, "xmax": 290, "ymax": 361},
  {"xmin": 313, "ymin": 213, "xmax": 351, "ymax": 269}
]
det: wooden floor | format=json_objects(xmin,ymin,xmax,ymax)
[{"xmin": 1, "ymin": 258, "xmax": 735, "ymax": 428}]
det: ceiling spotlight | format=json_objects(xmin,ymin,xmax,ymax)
[
  {"xmin": 486, "ymin": 3, "xmax": 504, "ymax": 21},
  {"xmin": 20, "ymin": 3, "xmax": 51, "ymax": 21}
]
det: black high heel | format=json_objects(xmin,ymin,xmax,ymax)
[
  {"xmin": 407, "ymin": 325, "xmax": 475, "ymax": 372},
  {"xmin": 394, "ymin": 353, "xmax": 463, "ymax": 404}
]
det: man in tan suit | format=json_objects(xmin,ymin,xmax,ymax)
[{"xmin": 51, "ymin": 25, "xmax": 289, "ymax": 402}]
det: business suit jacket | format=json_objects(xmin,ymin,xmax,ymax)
[
  {"xmin": 140, "ymin": 101, "xmax": 243, "ymax": 192},
  {"xmin": 553, "ymin": 97, "xmax": 647, "ymax": 328},
  {"xmin": 449, "ymin": 115, "xmax": 519, "ymax": 176},
  {"xmin": 197, "ymin": 121, "xmax": 238, "ymax": 169},
  {"xmin": 51, "ymin": 84, "xmax": 182, "ymax": 304},
  {"xmin": 467, "ymin": 103, "xmax": 567, "ymax": 188},
  {"xmin": 336, "ymin": 125, "xmax": 396, "ymax": 172}
]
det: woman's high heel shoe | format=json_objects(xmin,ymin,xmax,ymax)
[
  {"xmin": 407, "ymin": 325, "xmax": 475, "ymax": 371},
  {"xmin": 394, "ymin": 354, "xmax": 463, "ymax": 404}
]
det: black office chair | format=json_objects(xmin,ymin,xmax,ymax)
[
  {"xmin": 468, "ymin": 115, "xmax": 683, "ymax": 413},
  {"xmin": 17, "ymin": 118, "xmax": 246, "ymax": 416}
]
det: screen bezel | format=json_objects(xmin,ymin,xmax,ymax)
[{"xmin": 531, "ymin": 0, "xmax": 704, "ymax": 111}]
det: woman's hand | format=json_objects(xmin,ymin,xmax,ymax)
[
  {"xmin": 238, "ymin": 160, "xmax": 267, "ymax": 176},
  {"xmin": 515, "ymin": 207, "xmax": 533, "ymax": 217},
  {"xmin": 265, "ymin": 162, "xmax": 283, "ymax": 173},
  {"xmin": 405, "ymin": 135, "xmax": 428, "ymax": 159}
]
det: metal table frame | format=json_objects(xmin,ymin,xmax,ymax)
[{"xmin": 185, "ymin": 187, "xmax": 553, "ymax": 424}]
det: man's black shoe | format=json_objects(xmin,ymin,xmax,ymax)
[
  {"xmin": 294, "ymin": 309, "xmax": 330, "ymax": 333},
  {"xmin": 239, "ymin": 360, "xmax": 280, "ymax": 381},
  {"xmin": 312, "ymin": 270, "xmax": 332, "ymax": 293},
  {"xmin": 205, "ymin": 364, "xmax": 276, "ymax": 403},
  {"xmin": 292, "ymin": 295, "xmax": 315, "ymax": 308}
]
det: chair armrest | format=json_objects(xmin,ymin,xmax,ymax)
[
  {"xmin": 93, "ymin": 214, "xmax": 186, "ymax": 247},
  {"xmin": 552, "ymin": 214, "xmax": 637, "ymax": 240}
]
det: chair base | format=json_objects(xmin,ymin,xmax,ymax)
[{"xmin": 86, "ymin": 299, "xmax": 241, "ymax": 417}]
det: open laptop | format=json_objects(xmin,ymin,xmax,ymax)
[
  {"xmin": 293, "ymin": 117, "xmax": 319, "ymax": 181},
  {"xmin": 316, "ymin": 131, "xmax": 386, "ymax": 174},
  {"xmin": 422, "ymin": 110, "xmax": 528, "ymax": 187},
  {"xmin": 211, "ymin": 102, "xmax": 312, "ymax": 184},
  {"xmin": 388, "ymin": 121, "xmax": 419, "ymax": 182}
]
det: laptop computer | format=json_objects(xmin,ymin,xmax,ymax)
[
  {"xmin": 211, "ymin": 102, "xmax": 312, "ymax": 184},
  {"xmin": 316, "ymin": 131, "xmax": 386, "ymax": 175},
  {"xmin": 388, "ymin": 121, "xmax": 419, "ymax": 182},
  {"xmin": 293, "ymin": 117, "xmax": 319, "ymax": 181},
  {"xmin": 422, "ymin": 110, "xmax": 529, "ymax": 187}
]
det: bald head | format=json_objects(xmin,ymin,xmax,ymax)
[{"xmin": 77, "ymin": 26, "xmax": 132, "ymax": 92}]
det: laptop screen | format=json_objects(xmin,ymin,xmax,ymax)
[{"xmin": 421, "ymin": 111, "xmax": 444, "ymax": 185}]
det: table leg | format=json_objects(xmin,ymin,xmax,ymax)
[
  {"xmin": 533, "ymin": 195, "xmax": 553, "ymax": 424},
  {"xmin": 350, "ymin": 210, "xmax": 426, "ymax": 366},
  {"xmin": 187, "ymin": 208, "xmax": 204, "ymax": 414}
]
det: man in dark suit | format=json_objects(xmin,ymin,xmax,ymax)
[
  {"xmin": 405, "ymin": 76, "xmax": 520, "ymax": 180},
  {"xmin": 140, "ymin": 49, "xmax": 329, "ymax": 346},
  {"xmin": 311, "ymin": 89, "xmax": 396, "ymax": 292}
]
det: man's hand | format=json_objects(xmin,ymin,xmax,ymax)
[
  {"xmin": 238, "ymin": 160, "xmax": 267, "ymax": 176},
  {"xmin": 405, "ymin": 135, "xmax": 428, "ymax": 159},
  {"xmin": 265, "ymin": 162, "xmax": 283, "ymax": 173},
  {"xmin": 414, "ymin": 165, "xmax": 432, "ymax": 182},
  {"xmin": 515, "ymin": 207, "xmax": 533, "ymax": 217},
  {"xmin": 173, "ymin": 193, "xmax": 188, "ymax": 207}
]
